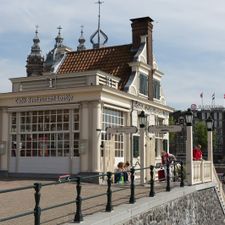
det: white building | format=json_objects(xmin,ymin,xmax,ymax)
[{"xmin": 0, "ymin": 17, "xmax": 173, "ymax": 178}]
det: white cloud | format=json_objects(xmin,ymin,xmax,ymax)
[
  {"xmin": 0, "ymin": 0, "xmax": 225, "ymax": 110},
  {"xmin": 0, "ymin": 58, "xmax": 24, "ymax": 93}
]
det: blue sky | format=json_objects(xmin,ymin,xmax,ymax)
[{"xmin": 0, "ymin": 0, "xmax": 225, "ymax": 110}]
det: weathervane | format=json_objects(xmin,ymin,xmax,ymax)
[
  {"xmin": 57, "ymin": 25, "xmax": 62, "ymax": 35},
  {"xmin": 90, "ymin": 0, "xmax": 108, "ymax": 48},
  {"xmin": 96, "ymin": 0, "xmax": 103, "ymax": 44}
]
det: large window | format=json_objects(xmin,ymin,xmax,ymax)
[
  {"xmin": 102, "ymin": 107, "xmax": 124, "ymax": 157},
  {"xmin": 73, "ymin": 109, "xmax": 80, "ymax": 156},
  {"xmin": 153, "ymin": 79, "xmax": 160, "ymax": 99},
  {"xmin": 139, "ymin": 73, "xmax": 148, "ymax": 96},
  {"xmin": 10, "ymin": 109, "xmax": 80, "ymax": 157}
]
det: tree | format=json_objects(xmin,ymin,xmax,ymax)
[{"xmin": 193, "ymin": 121, "xmax": 207, "ymax": 151}]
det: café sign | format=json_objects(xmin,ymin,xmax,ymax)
[{"xmin": 16, "ymin": 94, "xmax": 74, "ymax": 104}]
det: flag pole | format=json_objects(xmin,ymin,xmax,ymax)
[
  {"xmin": 200, "ymin": 92, "xmax": 203, "ymax": 108},
  {"xmin": 211, "ymin": 92, "xmax": 215, "ymax": 108}
]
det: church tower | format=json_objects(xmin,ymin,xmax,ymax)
[
  {"xmin": 26, "ymin": 26, "xmax": 44, "ymax": 77},
  {"xmin": 77, "ymin": 26, "xmax": 86, "ymax": 51}
]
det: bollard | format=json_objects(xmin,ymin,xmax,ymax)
[
  {"xmin": 106, "ymin": 172, "xmax": 113, "ymax": 212},
  {"xmin": 149, "ymin": 165, "xmax": 155, "ymax": 197},
  {"xmin": 173, "ymin": 162, "xmax": 176, "ymax": 182},
  {"xmin": 180, "ymin": 161, "xmax": 184, "ymax": 187},
  {"xmin": 129, "ymin": 167, "xmax": 136, "ymax": 204},
  {"xmin": 166, "ymin": 162, "xmax": 171, "ymax": 192},
  {"xmin": 34, "ymin": 183, "xmax": 42, "ymax": 225},
  {"xmin": 74, "ymin": 176, "xmax": 83, "ymax": 223}
]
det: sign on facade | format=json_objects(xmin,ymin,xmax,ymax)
[
  {"xmin": 148, "ymin": 125, "xmax": 182, "ymax": 133},
  {"xmin": 0, "ymin": 142, "xmax": 6, "ymax": 155},
  {"xmin": 106, "ymin": 126, "xmax": 138, "ymax": 134}
]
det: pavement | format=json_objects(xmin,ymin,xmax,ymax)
[{"xmin": 0, "ymin": 178, "xmax": 175, "ymax": 225}]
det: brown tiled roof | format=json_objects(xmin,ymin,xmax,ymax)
[{"xmin": 57, "ymin": 44, "xmax": 136, "ymax": 90}]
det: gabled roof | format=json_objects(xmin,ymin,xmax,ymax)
[{"xmin": 57, "ymin": 44, "xmax": 136, "ymax": 90}]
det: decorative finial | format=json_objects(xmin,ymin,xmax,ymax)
[
  {"xmin": 55, "ymin": 25, "xmax": 63, "ymax": 47},
  {"xmin": 35, "ymin": 25, "xmax": 39, "ymax": 35},
  {"xmin": 90, "ymin": 0, "xmax": 108, "ymax": 49},
  {"xmin": 81, "ymin": 25, "xmax": 84, "ymax": 35},
  {"xmin": 77, "ymin": 25, "xmax": 86, "ymax": 51},
  {"xmin": 57, "ymin": 25, "xmax": 62, "ymax": 35}
]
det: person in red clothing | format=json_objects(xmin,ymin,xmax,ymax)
[
  {"xmin": 161, "ymin": 151, "xmax": 176, "ymax": 165},
  {"xmin": 193, "ymin": 144, "xmax": 203, "ymax": 160}
]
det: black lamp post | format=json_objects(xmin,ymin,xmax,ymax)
[
  {"xmin": 138, "ymin": 110, "xmax": 147, "ymax": 128},
  {"xmin": 206, "ymin": 116, "xmax": 213, "ymax": 163},
  {"xmin": 185, "ymin": 108, "xmax": 194, "ymax": 185},
  {"xmin": 138, "ymin": 110, "xmax": 147, "ymax": 184},
  {"xmin": 206, "ymin": 116, "xmax": 213, "ymax": 131},
  {"xmin": 185, "ymin": 108, "xmax": 193, "ymax": 126}
]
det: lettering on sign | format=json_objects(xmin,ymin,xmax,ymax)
[
  {"xmin": 106, "ymin": 126, "xmax": 138, "ymax": 134},
  {"xmin": 148, "ymin": 125, "xmax": 182, "ymax": 133},
  {"xmin": 16, "ymin": 94, "xmax": 74, "ymax": 104}
]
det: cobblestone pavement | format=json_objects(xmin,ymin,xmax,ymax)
[{"xmin": 0, "ymin": 178, "xmax": 173, "ymax": 225}]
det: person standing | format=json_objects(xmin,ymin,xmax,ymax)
[{"xmin": 193, "ymin": 144, "xmax": 203, "ymax": 160}]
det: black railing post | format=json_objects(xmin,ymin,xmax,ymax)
[
  {"xmin": 106, "ymin": 172, "xmax": 113, "ymax": 212},
  {"xmin": 173, "ymin": 162, "xmax": 176, "ymax": 182},
  {"xmin": 74, "ymin": 176, "xmax": 83, "ymax": 223},
  {"xmin": 166, "ymin": 162, "xmax": 171, "ymax": 192},
  {"xmin": 34, "ymin": 183, "xmax": 42, "ymax": 225},
  {"xmin": 129, "ymin": 167, "xmax": 136, "ymax": 204},
  {"xmin": 180, "ymin": 161, "xmax": 184, "ymax": 187},
  {"xmin": 149, "ymin": 165, "xmax": 155, "ymax": 197}
]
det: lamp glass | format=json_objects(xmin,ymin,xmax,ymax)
[
  {"xmin": 138, "ymin": 110, "xmax": 147, "ymax": 128},
  {"xmin": 206, "ymin": 117, "xmax": 213, "ymax": 131},
  {"xmin": 185, "ymin": 108, "xmax": 193, "ymax": 125}
]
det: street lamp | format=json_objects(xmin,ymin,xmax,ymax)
[
  {"xmin": 138, "ymin": 110, "xmax": 147, "ymax": 184},
  {"xmin": 206, "ymin": 116, "xmax": 213, "ymax": 131},
  {"xmin": 185, "ymin": 108, "xmax": 194, "ymax": 185},
  {"xmin": 185, "ymin": 108, "xmax": 193, "ymax": 126},
  {"xmin": 138, "ymin": 110, "xmax": 147, "ymax": 128},
  {"xmin": 206, "ymin": 116, "xmax": 213, "ymax": 164}
]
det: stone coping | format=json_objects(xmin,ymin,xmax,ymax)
[{"xmin": 64, "ymin": 182, "xmax": 216, "ymax": 225}]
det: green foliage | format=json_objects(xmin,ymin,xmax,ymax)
[
  {"xmin": 193, "ymin": 121, "xmax": 207, "ymax": 150},
  {"xmin": 169, "ymin": 116, "xmax": 176, "ymax": 144}
]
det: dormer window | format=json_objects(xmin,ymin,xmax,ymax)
[
  {"xmin": 139, "ymin": 73, "xmax": 148, "ymax": 96},
  {"xmin": 153, "ymin": 79, "xmax": 160, "ymax": 99}
]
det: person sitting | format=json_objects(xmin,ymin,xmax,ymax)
[
  {"xmin": 193, "ymin": 144, "xmax": 203, "ymax": 160},
  {"xmin": 114, "ymin": 162, "xmax": 124, "ymax": 183},
  {"xmin": 123, "ymin": 161, "xmax": 130, "ymax": 182},
  {"xmin": 114, "ymin": 162, "xmax": 129, "ymax": 183}
]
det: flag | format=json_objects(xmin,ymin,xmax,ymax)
[
  {"xmin": 200, "ymin": 92, "xmax": 203, "ymax": 98},
  {"xmin": 212, "ymin": 93, "xmax": 215, "ymax": 100}
]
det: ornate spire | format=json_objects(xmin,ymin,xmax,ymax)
[
  {"xmin": 77, "ymin": 25, "xmax": 86, "ymax": 51},
  {"xmin": 90, "ymin": 0, "xmax": 108, "ymax": 49},
  {"xmin": 44, "ymin": 26, "xmax": 72, "ymax": 73},
  {"xmin": 31, "ymin": 25, "xmax": 42, "ymax": 55},
  {"xmin": 55, "ymin": 26, "xmax": 63, "ymax": 48},
  {"xmin": 26, "ymin": 25, "xmax": 44, "ymax": 77}
]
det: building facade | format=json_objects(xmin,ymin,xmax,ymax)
[
  {"xmin": 170, "ymin": 107, "xmax": 225, "ymax": 163},
  {"xmin": 0, "ymin": 17, "xmax": 173, "ymax": 177}
]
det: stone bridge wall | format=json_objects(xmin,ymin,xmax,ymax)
[{"xmin": 121, "ymin": 188, "xmax": 224, "ymax": 225}]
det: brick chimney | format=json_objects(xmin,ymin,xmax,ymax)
[
  {"xmin": 130, "ymin": 17, "xmax": 154, "ymax": 100},
  {"xmin": 131, "ymin": 17, "xmax": 154, "ymax": 66}
]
